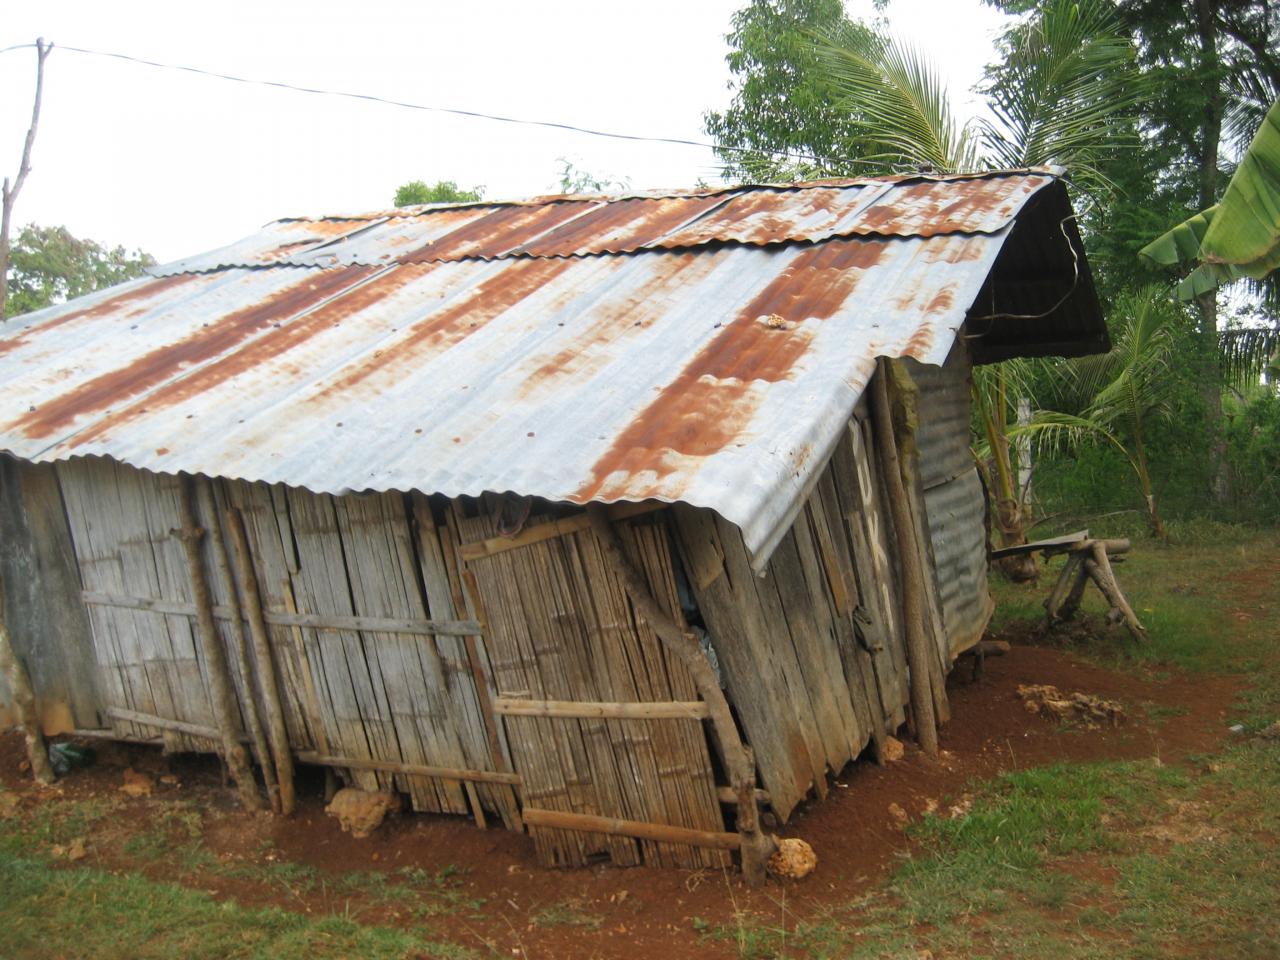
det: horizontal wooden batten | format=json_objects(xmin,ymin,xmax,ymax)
[
  {"xmin": 493, "ymin": 697, "xmax": 710, "ymax": 720},
  {"xmin": 80, "ymin": 590, "xmax": 482, "ymax": 637},
  {"xmin": 458, "ymin": 501, "xmax": 665, "ymax": 562},
  {"xmin": 295, "ymin": 751, "xmax": 523, "ymax": 787},
  {"xmin": 106, "ymin": 706, "xmax": 222, "ymax": 742},
  {"xmin": 522, "ymin": 807, "xmax": 742, "ymax": 851}
]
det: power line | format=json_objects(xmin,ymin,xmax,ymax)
[{"xmin": 0, "ymin": 39, "xmax": 841, "ymax": 170}]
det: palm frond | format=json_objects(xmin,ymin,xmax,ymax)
[
  {"xmin": 978, "ymin": 0, "xmax": 1144, "ymax": 196},
  {"xmin": 1220, "ymin": 324, "xmax": 1280, "ymax": 386},
  {"xmin": 1007, "ymin": 409, "xmax": 1129, "ymax": 465},
  {"xmin": 812, "ymin": 26, "xmax": 978, "ymax": 173}
]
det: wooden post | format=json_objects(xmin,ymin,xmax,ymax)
[
  {"xmin": 196, "ymin": 482, "xmax": 279, "ymax": 812},
  {"xmin": 225, "ymin": 506, "xmax": 298, "ymax": 815},
  {"xmin": 587, "ymin": 505, "xmax": 776, "ymax": 887},
  {"xmin": 870, "ymin": 358, "xmax": 939, "ymax": 759},
  {"xmin": 0, "ymin": 594, "xmax": 54, "ymax": 784},
  {"xmin": 175, "ymin": 476, "xmax": 263, "ymax": 811}
]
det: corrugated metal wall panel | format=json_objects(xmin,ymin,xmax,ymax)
[{"xmin": 910, "ymin": 347, "xmax": 993, "ymax": 656}]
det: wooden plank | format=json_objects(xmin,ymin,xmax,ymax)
[
  {"xmin": 495, "ymin": 698, "xmax": 710, "ymax": 720},
  {"xmin": 284, "ymin": 488, "xmax": 386, "ymax": 793},
  {"xmin": 669, "ymin": 504, "xmax": 813, "ymax": 823},
  {"xmin": 463, "ymin": 506, "xmax": 726, "ymax": 869},
  {"xmin": 765, "ymin": 526, "xmax": 851, "ymax": 786},
  {"xmin": 416, "ymin": 494, "xmax": 522, "ymax": 831},
  {"xmin": 522, "ymin": 807, "xmax": 740, "ymax": 851},
  {"xmin": 106, "ymin": 705, "xmax": 221, "ymax": 742},
  {"xmin": 458, "ymin": 501, "xmax": 663, "ymax": 562},
  {"xmin": 296, "ymin": 751, "xmax": 523, "ymax": 786},
  {"xmin": 0, "ymin": 459, "xmax": 98, "ymax": 732},
  {"xmin": 334, "ymin": 492, "xmax": 469, "ymax": 814},
  {"xmin": 220, "ymin": 480, "xmax": 320, "ymax": 754},
  {"xmin": 78, "ymin": 590, "xmax": 480, "ymax": 636}
]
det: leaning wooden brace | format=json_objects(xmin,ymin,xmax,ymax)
[
  {"xmin": 587, "ymin": 505, "xmax": 777, "ymax": 887},
  {"xmin": 175, "ymin": 475, "xmax": 263, "ymax": 811}
]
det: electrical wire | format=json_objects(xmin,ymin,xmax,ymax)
[{"xmin": 0, "ymin": 39, "xmax": 843, "ymax": 170}]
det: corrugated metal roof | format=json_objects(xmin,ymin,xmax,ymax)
[
  {"xmin": 155, "ymin": 172, "xmax": 1054, "ymax": 275},
  {"xmin": 0, "ymin": 170, "xmax": 1094, "ymax": 569}
]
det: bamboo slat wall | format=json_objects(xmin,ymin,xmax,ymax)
[
  {"xmin": 457, "ymin": 506, "xmax": 729, "ymax": 870},
  {"xmin": 8, "ymin": 371, "xmax": 981, "ymax": 869},
  {"xmin": 670, "ymin": 401, "xmax": 948, "ymax": 822}
]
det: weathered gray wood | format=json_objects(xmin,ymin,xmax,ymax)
[
  {"xmin": 106, "ymin": 705, "xmax": 221, "ymax": 742},
  {"xmin": 295, "ymin": 751, "xmax": 523, "ymax": 786},
  {"xmin": 197, "ymin": 480, "xmax": 278, "ymax": 812},
  {"xmin": 669, "ymin": 504, "xmax": 813, "ymax": 822},
  {"xmin": 176, "ymin": 475, "xmax": 263, "ymax": 810},
  {"xmin": 334, "ymin": 492, "xmax": 469, "ymax": 813},
  {"xmin": 587, "ymin": 505, "xmax": 774, "ymax": 885},
  {"xmin": 871, "ymin": 360, "xmax": 939, "ymax": 758},
  {"xmin": 215, "ymin": 481, "xmax": 318, "ymax": 752},
  {"xmin": 78, "ymin": 590, "xmax": 480, "ymax": 636},
  {"xmin": 848, "ymin": 418, "xmax": 911, "ymax": 728},
  {"xmin": 0, "ymin": 457, "xmax": 99, "ymax": 732},
  {"xmin": 226, "ymin": 506, "xmax": 297, "ymax": 815}
]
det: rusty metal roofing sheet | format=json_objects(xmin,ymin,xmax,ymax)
[
  {"xmin": 154, "ymin": 172, "xmax": 1054, "ymax": 275},
  {"xmin": 0, "ymin": 171, "xmax": 1074, "ymax": 569}
]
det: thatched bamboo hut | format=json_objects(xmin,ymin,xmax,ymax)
[{"xmin": 0, "ymin": 170, "xmax": 1106, "ymax": 881}]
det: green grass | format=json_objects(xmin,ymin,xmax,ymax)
[
  {"xmin": 696, "ymin": 532, "xmax": 1279, "ymax": 959},
  {"xmin": 531, "ymin": 898, "xmax": 605, "ymax": 930},
  {"xmin": 0, "ymin": 853, "xmax": 480, "ymax": 960}
]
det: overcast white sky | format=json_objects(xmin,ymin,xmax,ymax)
[{"xmin": 0, "ymin": 1, "xmax": 1011, "ymax": 263}]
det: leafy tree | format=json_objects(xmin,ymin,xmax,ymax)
[
  {"xmin": 4, "ymin": 224, "xmax": 154, "ymax": 318},
  {"xmin": 555, "ymin": 158, "xmax": 629, "ymax": 195},
  {"xmin": 807, "ymin": 0, "xmax": 1142, "ymax": 565},
  {"xmin": 703, "ymin": 0, "xmax": 880, "ymax": 181},
  {"xmin": 392, "ymin": 179, "xmax": 484, "ymax": 207}
]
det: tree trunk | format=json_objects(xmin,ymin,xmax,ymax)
[
  {"xmin": 0, "ymin": 592, "xmax": 55, "ymax": 784},
  {"xmin": 1193, "ymin": 0, "xmax": 1231, "ymax": 506}
]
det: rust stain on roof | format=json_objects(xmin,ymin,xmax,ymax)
[
  {"xmin": 855, "ymin": 176, "xmax": 1045, "ymax": 238},
  {"xmin": 664, "ymin": 188, "xmax": 844, "ymax": 246},
  {"xmin": 514, "ymin": 195, "xmax": 726, "ymax": 257},
  {"xmin": 513, "ymin": 253, "xmax": 726, "ymax": 398},
  {"xmin": 13, "ymin": 267, "xmax": 374, "ymax": 441},
  {"xmin": 398, "ymin": 202, "xmax": 600, "ymax": 263},
  {"xmin": 62, "ymin": 266, "xmax": 419, "ymax": 445},
  {"xmin": 318, "ymin": 258, "xmax": 570, "ymax": 398},
  {"xmin": 0, "ymin": 274, "xmax": 201, "ymax": 358},
  {"xmin": 572, "ymin": 240, "xmax": 885, "ymax": 502}
]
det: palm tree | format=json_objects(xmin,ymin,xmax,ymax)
[
  {"xmin": 1015, "ymin": 285, "xmax": 1182, "ymax": 538},
  {"xmin": 811, "ymin": 0, "xmax": 1144, "ymax": 571}
]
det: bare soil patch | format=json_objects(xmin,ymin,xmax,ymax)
[{"xmin": 1, "ymin": 619, "xmax": 1243, "ymax": 960}]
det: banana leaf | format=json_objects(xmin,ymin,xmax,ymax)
[{"xmin": 1141, "ymin": 98, "xmax": 1280, "ymax": 294}]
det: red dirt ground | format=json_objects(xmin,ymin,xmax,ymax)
[{"xmin": 2, "ymin": 615, "xmax": 1245, "ymax": 960}]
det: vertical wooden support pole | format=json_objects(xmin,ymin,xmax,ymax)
[
  {"xmin": 175, "ymin": 476, "xmax": 263, "ymax": 811},
  {"xmin": 0, "ymin": 595, "xmax": 54, "ymax": 784},
  {"xmin": 587, "ymin": 505, "xmax": 776, "ymax": 887},
  {"xmin": 226, "ymin": 506, "xmax": 298, "ymax": 815},
  {"xmin": 196, "ymin": 481, "xmax": 279, "ymax": 813},
  {"xmin": 870, "ymin": 359, "xmax": 940, "ymax": 759}
]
